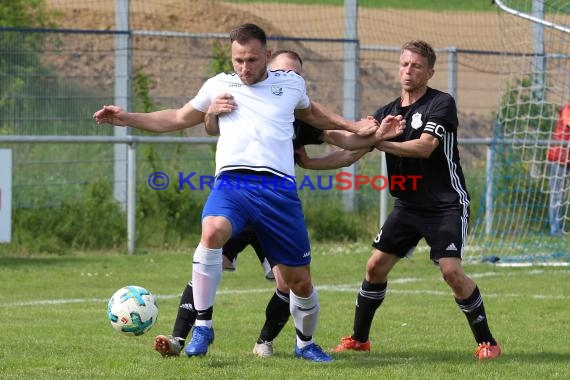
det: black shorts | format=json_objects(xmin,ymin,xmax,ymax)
[
  {"xmin": 372, "ymin": 206, "xmax": 469, "ymax": 261},
  {"xmin": 222, "ymin": 226, "xmax": 264, "ymax": 263}
]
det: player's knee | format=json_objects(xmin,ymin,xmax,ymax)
[
  {"xmin": 201, "ymin": 229, "xmax": 227, "ymax": 247},
  {"xmin": 286, "ymin": 276, "xmax": 312, "ymax": 297},
  {"xmin": 441, "ymin": 267, "xmax": 464, "ymax": 287},
  {"xmin": 201, "ymin": 217, "xmax": 231, "ymax": 246},
  {"xmin": 366, "ymin": 252, "xmax": 380, "ymax": 270},
  {"xmin": 365, "ymin": 252, "xmax": 389, "ymax": 281}
]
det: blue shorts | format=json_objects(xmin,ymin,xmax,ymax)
[{"xmin": 202, "ymin": 171, "xmax": 311, "ymax": 267}]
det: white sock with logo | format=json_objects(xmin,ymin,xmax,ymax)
[
  {"xmin": 191, "ymin": 243, "xmax": 222, "ymax": 326},
  {"xmin": 290, "ymin": 289, "xmax": 319, "ymax": 348}
]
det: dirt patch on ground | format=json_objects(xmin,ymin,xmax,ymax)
[{"xmin": 44, "ymin": 0, "xmax": 504, "ymax": 145}]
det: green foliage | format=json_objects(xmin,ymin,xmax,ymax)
[
  {"xmin": 302, "ymin": 197, "xmax": 379, "ymax": 242},
  {"xmin": 498, "ymin": 75, "xmax": 558, "ymax": 136},
  {"xmin": 0, "ymin": 0, "xmax": 56, "ymax": 29},
  {"xmin": 136, "ymin": 184, "xmax": 206, "ymax": 248},
  {"xmin": 462, "ymin": 161, "xmax": 486, "ymax": 220},
  {"xmin": 130, "ymin": 69, "xmax": 206, "ymax": 248},
  {"xmin": 0, "ymin": 61, "xmax": 200, "ymax": 253},
  {"xmin": 0, "ymin": 0, "xmax": 58, "ymax": 117},
  {"xmin": 10, "ymin": 180, "xmax": 126, "ymax": 253},
  {"xmin": 7, "ymin": 171, "xmax": 209, "ymax": 254},
  {"xmin": 133, "ymin": 70, "xmax": 158, "ymax": 113},
  {"xmin": 207, "ymin": 40, "xmax": 233, "ymax": 76},
  {"xmin": 132, "ymin": 68, "xmax": 163, "ymax": 192},
  {"xmin": 482, "ymin": 75, "xmax": 557, "ymax": 236},
  {"xmin": 0, "ymin": 1, "xmax": 99, "ymax": 135},
  {"xmin": 304, "ymin": 201, "xmax": 360, "ymax": 241}
]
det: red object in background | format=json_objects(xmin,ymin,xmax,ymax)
[{"xmin": 547, "ymin": 104, "xmax": 570, "ymax": 167}]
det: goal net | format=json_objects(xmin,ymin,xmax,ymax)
[{"xmin": 468, "ymin": 0, "xmax": 570, "ymax": 264}]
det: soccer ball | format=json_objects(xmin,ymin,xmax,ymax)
[{"xmin": 107, "ymin": 285, "xmax": 158, "ymax": 336}]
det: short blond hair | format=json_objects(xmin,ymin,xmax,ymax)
[{"xmin": 401, "ymin": 40, "xmax": 436, "ymax": 69}]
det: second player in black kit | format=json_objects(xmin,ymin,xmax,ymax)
[{"xmin": 332, "ymin": 40, "xmax": 501, "ymax": 360}]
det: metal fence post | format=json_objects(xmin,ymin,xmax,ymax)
[
  {"xmin": 485, "ymin": 145, "xmax": 494, "ymax": 236},
  {"xmin": 448, "ymin": 46, "xmax": 457, "ymax": 101},
  {"xmin": 114, "ymin": 0, "xmax": 131, "ymax": 210},
  {"xmin": 127, "ymin": 141, "xmax": 136, "ymax": 254},
  {"xmin": 342, "ymin": 0, "xmax": 359, "ymax": 212},
  {"xmin": 379, "ymin": 151, "xmax": 388, "ymax": 229}
]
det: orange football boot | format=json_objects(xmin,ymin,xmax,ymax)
[
  {"xmin": 331, "ymin": 336, "xmax": 371, "ymax": 352},
  {"xmin": 474, "ymin": 341, "xmax": 502, "ymax": 360}
]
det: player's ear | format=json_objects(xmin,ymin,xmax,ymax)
[{"xmin": 427, "ymin": 68, "xmax": 435, "ymax": 80}]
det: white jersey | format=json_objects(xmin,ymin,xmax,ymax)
[{"xmin": 190, "ymin": 70, "xmax": 310, "ymax": 177}]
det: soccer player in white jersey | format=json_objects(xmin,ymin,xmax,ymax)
[
  {"xmin": 93, "ymin": 23, "xmax": 403, "ymax": 362},
  {"xmin": 151, "ymin": 48, "xmax": 401, "ymax": 360}
]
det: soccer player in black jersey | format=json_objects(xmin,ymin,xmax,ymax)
[{"xmin": 332, "ymin": 40, "xmax": 501, "ymax": 360}]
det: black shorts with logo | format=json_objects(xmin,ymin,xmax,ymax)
[{"xmin": 372, "ymin": 205, "xmax": 469, "ymax": 261}]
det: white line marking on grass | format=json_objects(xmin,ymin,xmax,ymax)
[
  {"xmin": 316, "ymin": 286, "xmax": 570, "ymax": 300},
  {"xmin": 495, "ymin": 262, "xmax": 570, "ymax": 267},
  {"xmin": 4, "ymin": 276, "xmax": 568, "ymax": 307},
  {"xmin": 470, "ymin": 269, "xmax": 570, "ymax": 278},
  {"xmin": 4, "ymin": 298, "xmax": 107, "ymax": 306}
]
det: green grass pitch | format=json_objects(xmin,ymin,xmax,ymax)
[{"xmin": 1, "ymin": 242, "xmax": 569, "ymax": 379}]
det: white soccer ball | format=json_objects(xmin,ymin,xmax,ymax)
[{"xmin": 107, "ymin": 285, "xmax": 158, "ymax": 336}]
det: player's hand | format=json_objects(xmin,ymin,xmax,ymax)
[
  {"xmin": 353, "ymin": 117, "xmax": 379, "ymax": 137},
  {"xmin": 92, "ymin": 105, "xmax": 129, "ymax": 126},
  {"xmin": 207, "ymin": 93, "xmax": 237, "ymax": 116},
  {"xmin": 375, "ymin": 114, "xmax": 405, "ymax": 141}
]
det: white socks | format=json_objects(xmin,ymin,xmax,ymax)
[
  {"xmin": 191, "ymin": 243, "xmax": 222, "ymax": 327},
  {"xmin": 290, "ymin": 289, "xmax": 320, "ymax": 348}
]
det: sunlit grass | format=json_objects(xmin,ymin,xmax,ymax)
[{"xmin": 1, "ymin": 243, "xmax": 569, "ymax": 379}]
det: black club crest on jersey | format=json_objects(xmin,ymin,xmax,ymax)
[{"xmin": 271, "ymin": 85, "xmax": 283, "ymax": 96}]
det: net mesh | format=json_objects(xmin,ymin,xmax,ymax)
[{"xmin": 468, "ymin": 0, "xmax": 570, "ymax": 263}]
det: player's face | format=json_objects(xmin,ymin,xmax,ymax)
[
  {"xmin": 231, "ymin": 39, "xmax": 270, "ymax": 85},
  {"xmin": 399, "ymin": 49, "xmax": 434, "ymax": 93},
  {"xmin": 268, "ymin": 54, "xmax": 303, "ymax": 75}
]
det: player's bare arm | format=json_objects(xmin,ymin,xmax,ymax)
[
  {"xmin": 295, "ymin": 146, "xmax": 369, "ymax": 170},
  {"xmin": 204, "ymin": 93, "xmax": 238, "ymax": 135},
  {"xmin": 92, "ymin": 101, "xmax": 205, "ymax": 133},
  {"xmin": 375, "ymin": 132, "xmax": 439, "ymax": 159},
  {"xmin": 321, "ymin": 115, "xmax": 404, "ymax": 149},
  {"xmin": 295, "ymin": 100, "xmax": 378, "ymax": 137},
  {"xmin": 320, "ymin": 130, "xmax": 375, "ymax": 149}
]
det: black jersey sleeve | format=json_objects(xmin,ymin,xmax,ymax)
[
  {"xmin": 423, "ymin": 92, "xmax": 459, "ymax": 140},
  {"xmin": 372, "ymin": 102, "xmax": 394, "ymax": 123},
  {"xmin": 293, "ymin": 120, "xmax": 324, "ymax": 148}
]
